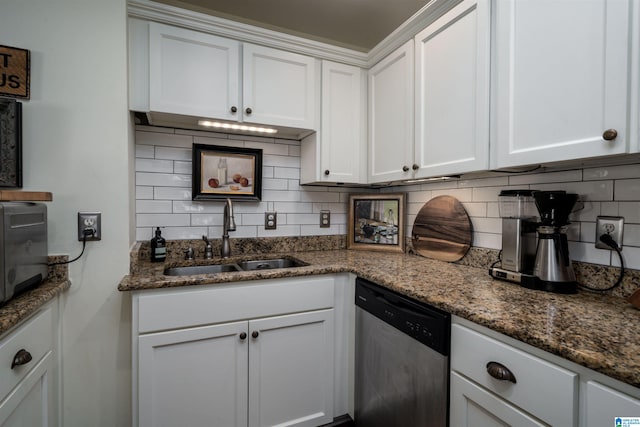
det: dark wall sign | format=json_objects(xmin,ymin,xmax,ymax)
[{"xmin": 0, "ymin": 45, "xmax": 30, "ymax": 99}]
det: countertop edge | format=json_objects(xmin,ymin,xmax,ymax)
[{"xmin": 0, "ymin": 279, "xmax": 71, "ymax": 336}]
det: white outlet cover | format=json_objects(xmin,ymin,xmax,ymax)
[{"xmin": 595, "ymin": 216, "xmax": 623, "ymax": 250}]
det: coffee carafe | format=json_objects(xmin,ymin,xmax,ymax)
[{"xmin": 532, "ymin": 191, "xmax": 579, "ymax": 293}]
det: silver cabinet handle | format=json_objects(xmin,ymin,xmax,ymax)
[
  {"xmin": 11, "ymin": 349, "xmax": 32, "ymax": 369},
  {"xmin": 486, "ymin": 361, "xmax": 517, "ymax": 383}
]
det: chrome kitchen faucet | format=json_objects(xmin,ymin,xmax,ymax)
[{"xmin": 221, "ymin": 198, "xmax": 236, "ymax": 258}]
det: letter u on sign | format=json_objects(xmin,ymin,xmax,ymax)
[{"xmin": 0, "ymin": 45, "xmax": 30, "ymax": 99}]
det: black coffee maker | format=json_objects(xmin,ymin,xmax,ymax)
[{"xmin": 532, "ymin": 191, "xmax": 579, "ymax": 293}]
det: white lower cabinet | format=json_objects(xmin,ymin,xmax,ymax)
[
  {"xmin": 451, "ymin": 322, "xmax": 578, "ymax": 427},
  {"xmin": 451, "ymin": 317, "xmax": 640, "ymax": 427},
  {"xmin": 0, "ymin": 301, "xmax": 58, "ymax": 427},
  {"xmin": 133, "ymin": 276, "xmax": 338, "ymax": 427},
  {"xmin": 585, "ymin": 381, "xmax": 640, "ymax": 427},
  {"xmin": 451, "ymin": 372, "xmax": 549, "ymax": 427}
]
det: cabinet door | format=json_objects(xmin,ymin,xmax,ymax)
[
  {"xmin": 248, "ymin": 310, "xmax": 334, "ymax": 427},
  {"xmin": 149, "ymin": 22, "xmax": 240, "ymax": 120},
  {"xmin": 491, "ymin": 0, "xmax": 631, "ymax": 168},
  {"xmin": 585, "ymin": 381, "xmax": 640, "ymax": 427},
  {"xmin": 414, "ymin": 0, "xmax": 490, "ymax": 178},
  {"xmin": 243, "ymin": 44, "xmax": 318, "ymax": 129},
  {"xmin": 450, "ymin": 372, "xmax": 548, "ymax": 427},
  {"xmin": 368, "ymin": 40, "xmax": 414, "ymax": 183},
  {"xmin": 320, "ymin": 61, "xmax": 367, "ymax": 184},
  {"xmin": 138, "ymin": 322, "xmax": 248, "ymax": 427},
  {"xmin": 0, "ymin": 352, "xmax": 55, "ymax": 427}
]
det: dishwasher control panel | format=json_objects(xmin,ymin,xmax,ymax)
[{"xmin": 355, "ymin": 277, "xmax": 450, "ymax": 356}]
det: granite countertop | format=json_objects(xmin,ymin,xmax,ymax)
[
  {"xmin": 0, "ymin": 279, "xmax": 70, "ymax": 337},
  {"xmin": 118, "ymin": 249, "xmax": 640, "ymax": 388}
]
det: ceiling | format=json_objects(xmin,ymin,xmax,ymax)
[{"xmin": 153, "ymin": 0, "xmax": 432, "ymax": 52}]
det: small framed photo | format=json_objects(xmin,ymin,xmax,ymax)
[
  {"xmin": 0, "ymin": 98, "xmax": 22, "ymax": 188},
  {"xmin": 192, "ymin": 143, "xmax": 262, "ymax": 201},
  {"xmin": 348, "ymin": 193, "xmax": 405, "ymax": 253}
]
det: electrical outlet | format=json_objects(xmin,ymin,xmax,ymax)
[
  {"xmin": 320, "ymin": 210, "xmax": 331, "ymax": 228},
  {"xmin": 265, "ymin": 212, "xmax": 277, "ymax": 230},
  {"xmin": 78, "ymin": 212, "xmax": 101, "ymax": 241},
  {"xmin": 595, "ymin": 216, "xmax": 623, "ymax": 250}
]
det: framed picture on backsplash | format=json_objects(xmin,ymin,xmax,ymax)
[
  {"xmin": 348, "ymin": 193, "xmax": 405, "ymax": 253},
  {"xmin": 0, "ymin": 98, "xmax": 22, "ymax": 188},
  {"xmin": 192, "ymin": 143, "xmax": 262, "ymax": 201}
]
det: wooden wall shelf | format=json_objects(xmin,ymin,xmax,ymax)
[{"xmin": 0, "ymin": 191, "xmax": 52, "ymax": 202}]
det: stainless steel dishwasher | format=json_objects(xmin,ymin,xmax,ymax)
[{"xmin": 354, "ymin": 277, "xmax": 450, "ymax": 427}]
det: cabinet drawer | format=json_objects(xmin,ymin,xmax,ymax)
[
  {"xmin": 0, "ymin": 305, "xmax": 53, "ymax": 400},
  {"xmin": 137, "ymin": 276, "xmax": 335, "ymax": 334},
  {"xmin": 451, "ymin": 324, "xmax": 577, "ymax": 426}
]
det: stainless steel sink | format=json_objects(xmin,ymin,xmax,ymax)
[
  {"xmin": 163, "ymin": 264, "xmax": 241, "ymax": 276},
  {"xmin": 236, "ymin": 258, "xmax": 307, "ymax": 271},
  {"xmin": 163, "ymin": 257, "xmax": 307, "ymax": 276}
]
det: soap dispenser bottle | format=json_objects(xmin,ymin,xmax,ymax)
[{"xmin": 150, "ymin": 227, "xmax": 166, "ymax": 263}]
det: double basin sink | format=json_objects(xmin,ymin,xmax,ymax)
[{"xmin": 164, "ymin": 257, "xmax": 307, "ymax": 276}]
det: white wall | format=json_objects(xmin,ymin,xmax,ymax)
[{"xmin": 0, "ymin": 1, "xmax": 132, "ymax": 426}]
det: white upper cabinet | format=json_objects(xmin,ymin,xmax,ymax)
[
  {"xmin": 130, "ymin": 20, "xmax": 319, "ymax": 133},
  {"xmin": 414, "ymin": 0, "xmax": 490, "ymax": 178},
  {"xmin": 148, "ymin": 22, "xmax": 240, "ymax": 121},
  {"xmin": 491, "ymin": 0, "xmax": 632, "ymax": 169},
  {"xmin": 242, "ymin": 44, "xmax": 318, "ymax": 130},
  {"xmin": 368, "ymin": 40, "xmax": 415, "ymax": 183},
  {"xmin": 301, "ymin": 60, "xmax": 366, "ymax": 184}
]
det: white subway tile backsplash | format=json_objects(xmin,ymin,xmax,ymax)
[
  {"xmin": 623, "ymin": 224, "xmax": 640, "ymax": 247},
  {"xmin": 174, "ymin": 161, "xmax": 192, "ymax": 175},
  {"xmin": 155, "ymin": 146, "xmax": 192, "ymax": 161},
  {"xmin": 154, "ymin": 187, "xmax": 192, "ymax": 200},
  {"xmin": 536, "ymin": 180, "xmax": 613, "ymax": 201},
  {"xmin": 612, "ymin": 246, "xmax": 640, "ymax": 270},
  {"xmin": 136, "ymin": 186, "xmax": 154, "ymax": 200},
  {"xmin": 619, "ymin": 202, "xmax": 640, "ymax": 223},
  {"xmin": 300, "ymin": 191, "xmax": 340, "ymax": 203},
  {"xmin": 615, "ymin": 178, "xmax": 640, "ymax": 201},
  {"xmin": 137, "ymin": 172, "xmax": 191, "ymax": 187},
  {"xmin": 257, "ymin": 225, "xmax": 301, "ymax": 237},
  {"xmin": 263, "ymin": 154, "xmax": 299, "ymax": 168},
  {"xmin": 472, "ymin": 232, "xmax": 501, "ymax": 250},
  {"xmin": 136, "ymin": 144, "xmax": 155, "ymax": 159},
  {"xmin": 137, "ymin": 213, "xmax": 190, "ymax": 227},
  {"xmin": 244, "ymin": 141, "xmax": 289, "ymax": 156},
  {"xmin": 273, "ymin": 167, "xmax": 300, "ymax": 179},
  {"xmin": 461, "ymin": 202, "xmax": 487, "ymax": 217},
  {"xmin": 134, "ymin": 125, "xmax": 640, "ymax": 270},
  {"xmin": 136, "ymin": 158, "xmax": 173, "ymax": 173},
  {"xmin": 432, "ymin": 188, "xmax": 473, "ymax": 201},
  {"xmin": 470, "ymin": 217, "xmax": 502, "ymax": 234},
  {"xmin": 569, "ymin": 241, "xmax": 611, "ymax": 265},
  {"xmin": 584, "ymin": 164, "xmax": 640, "ymax": 181},
  {"xmin": 136, "ymin": 200, "xmax": 173, "ymax": 214}
]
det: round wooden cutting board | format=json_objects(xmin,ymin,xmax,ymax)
[{"xmin": 412, "ymin": 195, "xmax": 472, "ymax": 262}]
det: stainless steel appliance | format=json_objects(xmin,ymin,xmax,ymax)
[
  {"xmin": 532, "ymin": 191, "xmax": 579, "ymax": 294},
  {"xmin": 354, "ymin": 277, "xmax": 450, "ymax": 427},
  {"xmin": 0, "ymin": 202, "xmax": 48, "ymax": 305},
  {"xmin": 490, "ymin": 190, "xmax": 538, "ymax": 286}
]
